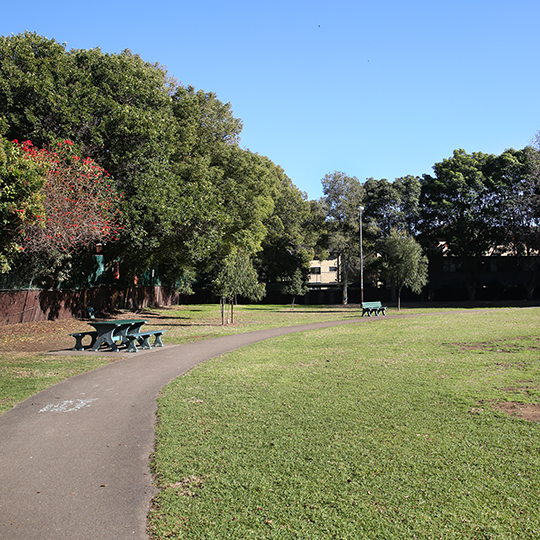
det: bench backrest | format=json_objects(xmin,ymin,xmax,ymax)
[{"xmin": 362, "ymin": 301, "xmax": 382, "ymax": 308}]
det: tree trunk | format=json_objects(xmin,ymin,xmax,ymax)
[
  {"xmin": 522, "ymin": 256, "xmax": 539, "ymax": 301},
  {"xmin": 342, "ymin": 252, "xmax": 349, "ymax": 305},
  {"xmin": 462, "ymin": 258, "xmax": 478, "ymax": 301}
]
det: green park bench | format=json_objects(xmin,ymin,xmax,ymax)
[
  {"xmin": 125, "ymin": 330, "xmax": 166, "ymax": 353},
  {"xmin": 361, "ymin": 301, "xmax": 386, "ymax": 317}
]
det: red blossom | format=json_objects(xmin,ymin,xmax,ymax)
[{"xmin": 14, "ymin": 139, "xmax": 123, "ymax": 254}]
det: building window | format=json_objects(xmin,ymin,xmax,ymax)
[
  {"xmin": 443, "ymin": 260, "xmax": 456, "ymax": 273},
  {"xmin": 310, "ymin": 267, "xmax": 321, "ymax": 274}
]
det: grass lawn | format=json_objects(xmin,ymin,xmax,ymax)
[
  {"xmin": 142, "ymin": 304, "xmax": 366, "ymax": 345},
  {"xmin": 0, "ymin": 304, "xmax": 365, "ymax": 414},
  {"xmin": 149, "ymin": 308, "xmax": 540, "ymax": 539}
]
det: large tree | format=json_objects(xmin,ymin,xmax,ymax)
[
  {"xmin": 320, "ymin": 171, "xmax": 363, "ymax": 304},
  {"xmin": 0, "ymin": 33, "xmax": 177, "ymax": 277},
  {"xmin": 419, "ymin": 147, "xmax": 540, "ymax": 300},
  {"xmin": 485, "ymin": 147, "xmax": 540, "ymax": 299},
  {"xmin": 363, "ymin": 175, "xmax": 421, "ymax": 239},
  {"xmin": 256, "ymin": 162, "xmax": 316, "ymax": 285},
  {"xmin": 0, "ymin": 33, "xmax": 287, "ymax": 289},
  {"xmin": 419, "ymin": 149, "xmax": 499, "ymax": 299},
  {"xmin": 382, "ymin": 229, "xmax": 428, "ymax": 310}
]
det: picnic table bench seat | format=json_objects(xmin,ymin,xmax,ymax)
[
  {"xmin": 125, "ymin": 330, "xmax": 166, "ymax": 353},
  {"xmin": 70, "ymin": 331, "xmax": 98, "ymax": 351},
  {"xmin": 361, "ymin": 301, "xmax": 386, "ymax": 317}
]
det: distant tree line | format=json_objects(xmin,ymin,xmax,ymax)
[
  {"xmin": 319, "ymin": 145, "xmax": 540, "ymax": 303},
  {"xmin": 1, "ymin": 32, "xmax": 539, "ymax": 305}
]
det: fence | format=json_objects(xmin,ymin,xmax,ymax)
[{"xmin": 0, "ymin": 286, "xmax": 181, "ymax": 326}]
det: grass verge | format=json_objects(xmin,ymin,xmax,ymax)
[
  {"xmin": 149, "ymin": 308, "xmax": 540, "ymax": 539},
  {"xmin": 0, "ymin": 354, "xmax": 116, "ymax": 414}
]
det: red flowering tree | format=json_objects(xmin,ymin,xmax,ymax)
[{"xmin": 19, "ymin": 140, "xmax": 123, "ymax": 256}]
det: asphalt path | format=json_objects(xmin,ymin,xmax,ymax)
[{"xmin": 0, "ymin": 316, "xmax": 390, "ymax": 539}]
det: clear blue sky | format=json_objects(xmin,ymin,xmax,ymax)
[{"xmin": 3, "ymin": 0, "xmax": 540, "ymax": 200}]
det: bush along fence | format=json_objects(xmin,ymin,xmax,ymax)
[{"xmin": 0, "ymin": 286, "xmax": 181, "ymax": 326}]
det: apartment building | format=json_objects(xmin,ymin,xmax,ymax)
[{"xmin": 309, "ymin": 258, "xmax": 339, "ymax": 286}]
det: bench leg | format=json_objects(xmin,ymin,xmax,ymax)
[
  {"xmin": 91, "ymin": 332, "xmax": 119, "ymax": 352},
  {"xmin": 72, "ymin": 332, "xmax": 98, "ymax": 351},
  {"xmin": 72, "ymin": 335, "xmax": 85, "ymax": 351},
  {"xmin": 88, "ymin": 334, "xmax": 98, "ymax": 348},
  {"xmin": 125, "ymin": 336, "xmax": 139, "ymax": 353},
  {"xmin": 152, "ymin": 333, "xmax": 164, "ymax": 347},
  {"xmin": 137, "ymin": 335, "xmax": 152, "ymax": 350}
]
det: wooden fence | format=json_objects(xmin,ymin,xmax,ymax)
[{"xmin": 0, "ymin": 286, "xmax": 181, "ymax": 326}]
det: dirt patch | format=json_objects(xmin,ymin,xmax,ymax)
[
  {"xmin": 450, "ymin": 337, "xmax": 540, "ymax": 353},
  {"xmin": 494, "ymin": 402, "xmax": 540, "ymax": 422},
  {"xmin": 0, "ymin": 310, "xmax": 181, "ymax": 354},
  {"xmin": 0, "ymin": 319, "xmax": 90, "ymax": 353}
]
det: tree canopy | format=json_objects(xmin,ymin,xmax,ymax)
[
  {"xmin": 0, "ymin": 32, "xmax": 312, "ymax": 290},
  {"xmin": 2, "ymin": 31, "xmax": 540, "ymax": 304},
  {"xmin": 320, "ymin": 171, "xmax": 363, "ymax": 304},
  {"xmin": 382, "ymin": 229, "xmax": 428, "ymax": 310},
  {"xmin": 0, "ymin": 132, "xmax": 45, "ymax": 272}
]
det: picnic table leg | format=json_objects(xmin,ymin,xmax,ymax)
[{"xmin": 91, "ymin": 331, "xmax": 119, "ymax": 352}]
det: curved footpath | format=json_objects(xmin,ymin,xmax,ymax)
[{"xmin": 0, "ymin": 316, "xmax": 393, "ymax": 539}]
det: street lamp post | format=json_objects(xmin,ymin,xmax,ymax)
[{"xmin": 359, "ymin": 206, "xmax": 364, "ymax": 304}]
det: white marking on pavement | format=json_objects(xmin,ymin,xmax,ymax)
[{"xmin": 39, "ymin": 398, "xmax": 98, "ymax": 413}]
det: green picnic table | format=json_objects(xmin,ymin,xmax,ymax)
[
  {"xmin": 88, "ymin": 319, "xmax": 148, "ymax": 352},
  {"xmin": 70, "ymin": 319, "xmax": 166, "ymax": 352}
]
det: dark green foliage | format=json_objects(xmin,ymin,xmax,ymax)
[
  {"xmin": 0, "ymin": 134, "xmax": 45, "ymax": 272},
  {"xmin": 0, "ymin": 32, "xmax": 307, "ymax": 289},
  {"xmin": 281, "ymin": 268, "xmax": 309, "ymax": 308},
  {"xmin": 256, "ymin": 165, "xmax": 316, "ymax": 284},
  {"xmin": 213, "ymin": 248, "xmax": 265, "ymax": 323},
  {"xmin": 418, "ymin": 147, "xmax": 540, "ymax": 299},
  {"xmin": 420, "ymin": 149, "xmax": 497, "ymax": 257},
  {"xmin": 382, "ymin": 229, "xmax": 429, "ymax": 309},
  {"xmin": 321, "ymin": 171, "xmax": 363, "ymax": 304},
  {"xmin": 363, "ymin": 175, "xmax": 421, "ymax": 238}
]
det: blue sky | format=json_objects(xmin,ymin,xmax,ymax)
[{"xmin": 3, "ymin": 0, "xmax": 540, "ymax": 199}]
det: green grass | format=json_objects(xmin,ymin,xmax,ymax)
[
  {"xmin": 143, "ymin": 304, "xmax": 367, "ymax": 345},
  {"xmin": 0, "ymin": 354, "xmax": 115, "ymax": 413},
  {"xmin": 149, "ymin": 308, "xmax": 540, "ymax": 539},
  {"xmin": 0, "ymin": 304, "xmax": 361, "ymax": 415}
]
